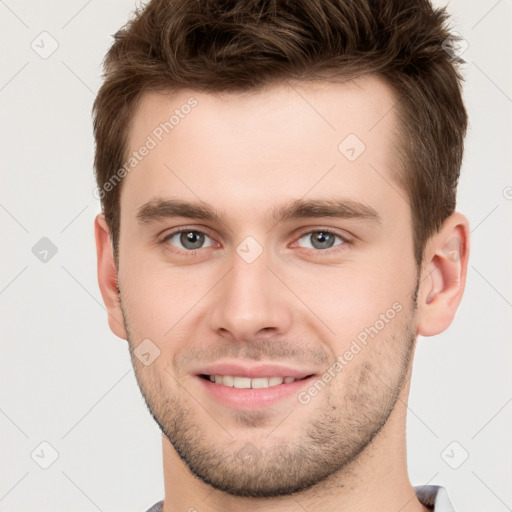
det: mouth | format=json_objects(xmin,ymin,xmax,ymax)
[{"xmin": 193, "ymin": 363, "xmax": 317, "ymax": 410}]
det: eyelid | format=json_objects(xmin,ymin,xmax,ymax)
[
  {"xmin": 160, "ymin": 224, "xmax": 215, "ymax": 239},
  {"xmin": 292, "ymin": 226, "xmax": 353, "ymax": 244}
]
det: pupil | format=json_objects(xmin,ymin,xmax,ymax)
[
  {"xmin": 313, "ymin": 232, "xmax": 333, "ymax": 249},
  {"xmin": 181, "ymin": 231, "xmax": 204, "ymax": 249}
]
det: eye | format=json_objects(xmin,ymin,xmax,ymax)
[
  {"xmin": 296, "ymin": 230, "xmax": 346, "ymax": 250},
  {"xmin": 163, "ymin": 230, "xmax": 215, "ymax": 251}
]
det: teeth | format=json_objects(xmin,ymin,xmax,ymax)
[
  {"xmin": 207, "ymin": 375, "xmax": 298, "ymax": 388},
  {"xmin": 223, "ymin": 375, "xmax": 234, "ymax": 387},
  {"xmin": 233, "ymin": 376, "xmax": 251, "ymax": 388},
  {"xmin": 251, "ymin": 377, "xmax": 269, "ymax": 389}
]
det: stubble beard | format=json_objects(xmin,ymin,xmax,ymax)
[{"xmin": 121, "ymin": 297, "xmax": 418, "ymax": 498}]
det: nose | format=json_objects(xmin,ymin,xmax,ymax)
[{"xmin": 208, "ymin": 248, "xmax": 293, "ymax": 342}]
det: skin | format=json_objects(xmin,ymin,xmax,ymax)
[{"xmin": 95, "ymin": 76, "xmax": 469, "ymax": 512}]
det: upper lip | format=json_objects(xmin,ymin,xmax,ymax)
[{"xmin": 195, "ymin": 360, "xmax": 316, "ymax": 379}]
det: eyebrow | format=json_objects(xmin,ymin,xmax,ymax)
[
  {"xmin": 271, "ymin": 198, "xmax": 381, "ymax": 224},
  {"xmin": 136, "ymin": 198, "xmax": 223, "ymax": 224},
  {"xmin": 136, "ymin": 197, "xmax": 381, "ymax": 226}
]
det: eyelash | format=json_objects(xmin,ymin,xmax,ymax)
[{"xmin": 159, "ymin": 227, "xmax": 352, "ymax": 257}]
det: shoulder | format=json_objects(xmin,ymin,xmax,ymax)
[
  {"xmin": 144, "ymin": 500, "xmax": 164, "ymax": 512},
  {"xmin": 415, "ymin": 485, "xmax": 456, "ymax": 512}
]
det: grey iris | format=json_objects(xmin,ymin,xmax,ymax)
[
  {"xmin": 181, "ymin": 231, "xmax": 204, "ymax": 249},
  {"xmin": 310, "ymin": 231, "xmax": 335, "ymax": 249}
]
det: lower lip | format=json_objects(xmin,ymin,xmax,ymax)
[{"xmin": 196, "ymin": 376, "xmax": 315, "ymax": 410}]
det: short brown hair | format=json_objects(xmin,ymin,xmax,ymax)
[{"xmin": 93, "ymin": 0, "xmax": 467, "ymax": 266}]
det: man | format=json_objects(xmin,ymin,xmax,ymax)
[{"xmin": 93, "ymin": 0, "xmax": 469, "ymax": 510}]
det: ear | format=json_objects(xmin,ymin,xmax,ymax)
[
  {"xmin": 94, "ymin": 213, "xmax": 127, "ymax": 340},
  {"xmin": 417, "ymin": 212, "xmax": 470, "ymax": 337}
]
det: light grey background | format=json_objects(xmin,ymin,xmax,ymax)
[{"xmin": 1, "ymin": 1, "xmax": 511, "ymax": 511}]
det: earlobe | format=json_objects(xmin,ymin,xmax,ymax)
[
  {"xmin": 94, "ymin": 213, "xmax": 127, "ymax": 340},
  {"xmin": 417, "ymin": 213, "xmax": 470, "ymax": 337}
]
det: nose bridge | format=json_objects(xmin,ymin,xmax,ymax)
[{"xmin": 209, "ymin": 246, "xmax": 292, "ymax": 340}]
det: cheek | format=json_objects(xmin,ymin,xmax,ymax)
[
  {"xmin": 287, "ymin": 257, "xmax": 415, "ymax": 349},
  {"xmin": 119, "ymin": 255, "xmax": 214, "ymax": 340}
]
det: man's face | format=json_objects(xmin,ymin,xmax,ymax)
[{"xmin": 116, "ymin": 77, "xmax": 420, "ymax": 496}]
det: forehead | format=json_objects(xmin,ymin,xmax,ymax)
[{"xmin": 121, "ymin": 76, "xmax": 404, "ymax": 225}]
